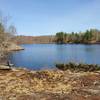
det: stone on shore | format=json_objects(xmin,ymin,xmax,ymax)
[
  {"xmin": 0, "ymin": 65, "xmax": 11, "ymax": 70},
  {"xmin": 6, "ymin": 43, "xmax": 24, "ymax": 51}
]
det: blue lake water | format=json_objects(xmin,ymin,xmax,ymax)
[{"xmin": 9, "ymin": 44, "xmax": 100, "ymax": 70}]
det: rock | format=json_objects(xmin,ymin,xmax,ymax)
[
  {"xmin": 6, "ymin": 43, "xmax": 24, "ymax": 51},
  {"xmin": 0, "ymin": 65, "xmax": 11, "ymax": 70}
]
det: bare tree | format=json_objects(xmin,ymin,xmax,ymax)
[{"xmin": 0, "ymin": 13, "xmax": 16, "ymax": 62}]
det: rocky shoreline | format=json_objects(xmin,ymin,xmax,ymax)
[
  {"xmin": 6, "ymin": 43, "xmax": 24, "ymax": 51},
  {"xmin": 0, "ymin": 65, "xmax": 100, "ymax": 100}
]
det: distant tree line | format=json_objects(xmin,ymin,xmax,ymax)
[{"xmin": 55, "ymin": 29, "xmax": 100, "ymax": 44}]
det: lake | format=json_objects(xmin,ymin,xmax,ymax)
[{"xmin": 9, "ymin": 44, "xmax": 100, "ymax": 70}]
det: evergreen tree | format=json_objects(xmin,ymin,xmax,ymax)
[{"xmin": 56, "ymin": 32, "xmax": 65, "ymax": 44}]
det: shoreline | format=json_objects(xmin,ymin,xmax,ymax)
[
  {"xmin": 18, "ymin": 42, "xmax": 100, "ymax": 45},
  {"xmin": 7, "ymin": 43, "xmax": 24, "ymax": 51}
]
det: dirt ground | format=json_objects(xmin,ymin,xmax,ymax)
[{"xmin": 0, "ymin": 67, "xmax": 100, "ymax": 100}]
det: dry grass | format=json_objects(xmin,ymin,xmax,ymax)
[{"xmin": 0, "ymin": 66, "xmax": 100, "ymax": 100}]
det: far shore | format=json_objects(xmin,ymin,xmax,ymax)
[
  {"xmin": 11, "ymin": 35, "xmax": 100, "ymax": 45},
  {"xmin": 17, "ymin": 42, "xmax": 100, "ymax": 45}
]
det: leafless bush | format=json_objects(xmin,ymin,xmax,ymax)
[{"xmin": 0, "ymin": 13, "xmax": 16, "ymax": 62}]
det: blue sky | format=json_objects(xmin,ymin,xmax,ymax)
[{"xmin": 0, "ymin": 0, "xmax": 100, "ymax": 36}]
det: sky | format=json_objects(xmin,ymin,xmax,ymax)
[{"xmin": 0, "ymin": 0, "xmax": 100, "ymax": 36}]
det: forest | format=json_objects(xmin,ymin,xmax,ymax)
[{"xmin": 55, "ymin": 29, "xmax": 100, "ymax": 44}]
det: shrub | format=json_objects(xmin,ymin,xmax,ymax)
[{"xmin": 55, "ymin": 62, "xmax": 100, "ymax": 72}]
